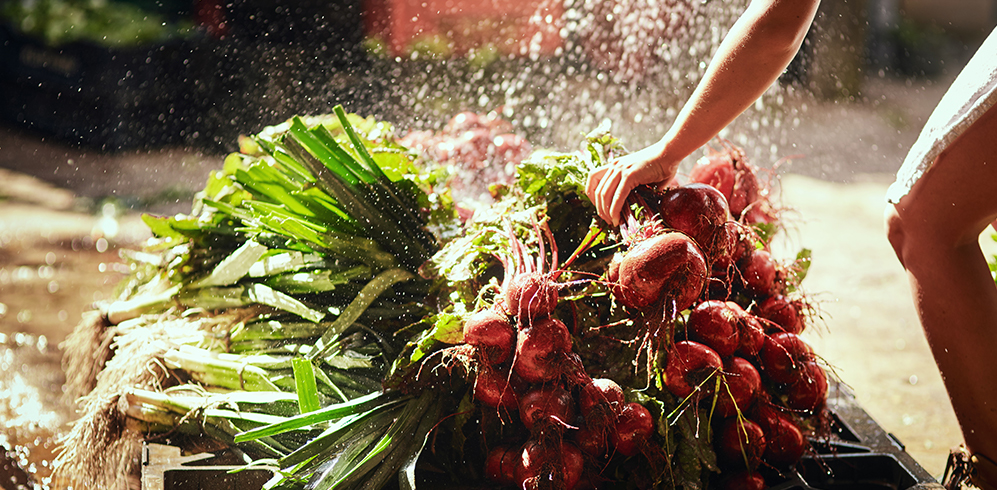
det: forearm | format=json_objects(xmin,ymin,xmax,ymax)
[{"xmin": 656, "ymin": 0, "xmax": 820, "ymax": 166}]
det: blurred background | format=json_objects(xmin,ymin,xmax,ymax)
[{"xmin": 1, "ymin": 0, "xmax": 996, "ymax": 488}]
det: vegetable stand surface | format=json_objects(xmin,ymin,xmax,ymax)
[{"xmin": 140, "ymin": 382, "xmax": 939, "ymax": 490}]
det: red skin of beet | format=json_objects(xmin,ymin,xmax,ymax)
[
  {"xmin": 519, "ymin": 384, "xmax": 575, "ymax": 430},
  {"xmin": 505, "ymin": 272, "xmax": 559, "ymax": 323},
  {"xmin": 754, "ymin": 403, "xmax": 807, "ymax": 466},
  {"xmin": 759, "ymin": 332, "xmax": 814, "ymax": 385},
  {"xmin": 516, "ymin": 440, "xmax": 585, "ymax": 490},
  {"xmin": 607, "ymin": 252, "xmax": 623, "ymax": 283},
  {"xmin": 717, "ymin": 418, "xmax": 767, "ymax": 470},
  {"xmin": 716, "ymin": 357, "xmax": 762, "ymax": 418},
  {"xmin": 739, "ymin": 249, "xmax": 778, "ymax": 298},
  {"xmin": 720, "ymin": 471, "xmax": 767, "ymax": 490},
  {"xmin": 736, "ymin": 310, "xmax": 767, "ymax": 359},
  {"xmin": 689, "ymin": 155, "xmax": 736, "ymax": 201},
  {"xmin": 616, "ymin": 231, "xmax": 708, "ymax": 311},
  {"xmin": 757, "ymin": 295, "xmax": 805, "ymax": 335},
  {"xmin": 485, "ymin": 444, "xmax": 520, "ymax": 485},
  {"xmin": 463, "ymin": 308, "xmax": 516, "ymax": 365},
  {"xmin": 686, "ymin": 300, "xmax": 742, "ymax": 358},
  {"xmin": 575, "ymin": 421, "xmax": 613, "ymax": 458},
  {"xmin": 514, "ymin": 317, "xmax": 572, "ymax": 383},
  {"xmin": 658, "ymin": 183, "xmax": 732, "ymax": 261},
  {"xmin": 730, "ymin": 158, "xmax": 762, "ymax": 220},
  {"xmin": 474, "ymin": 366, "xmax": 519, "ymax": 409},
  {"xmin": 664, "ymin": 341, "xmax": 724, "ymax": 399},
  {"xmin": 579, "ymin": 378, "xmax": 625, "ymax": 416},
  {"xmin": 783, "ymin": 359, "xmax": 829, "ymax": 413},
  {"xmin": 613, "ymin": 402, "xmax": 654, "ymax": 457}
]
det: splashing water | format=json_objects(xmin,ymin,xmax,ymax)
[{"xmin": 339, "ymin": 0, "xmax": 809, "ymax": 173}]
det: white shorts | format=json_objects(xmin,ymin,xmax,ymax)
[{"xmin": 885, "ymin": 27, "xmax": 997, "ymax": 204}]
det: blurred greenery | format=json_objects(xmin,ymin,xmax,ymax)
[{"xmin": 1, "ymin": 0, "xmax": 194, "ymax": 48}]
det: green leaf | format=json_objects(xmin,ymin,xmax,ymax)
[
  {"xmin": 265, "ymin": 265, "xmax": 372, "ymax": 295},
  {"xmin": 234, "ymin": 391, "xmax": 394, "ymax": 443},
  {"xmin": 292, "ymin": 358, "xmax": 321, "ymax": 414}
]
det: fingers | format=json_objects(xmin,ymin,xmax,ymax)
[
  {"xmin": 588, "ymin": 162, "xmax": 636, "ymax": 227},
  {"xmin": 585, "ymin": 167, "xmax": 606, "ymax": 207},
  {"xmin": 608, "ymin": 175, "xmax": 632, "ymax": 227}
]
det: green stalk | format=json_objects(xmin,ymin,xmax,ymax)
[
  {"xmin": 162, "ymin": 347, "xmax": 282, "ymax": 392},
  {"xmin": 230, "ymin": 320, "xmax": 332, "ymax": 343},
  {"xmin": 308, "ymin": 268, "xmax": 415, "ymax": 361}
]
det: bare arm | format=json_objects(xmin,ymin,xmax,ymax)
[{"xmin": 586, "ymin": 0, "xmax": 820, "ymax": 225}]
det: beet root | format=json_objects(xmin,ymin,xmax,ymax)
[
  {"xmin": 664, "ymin": 340, "xmax": 724, "ymax": 399},
  {"xmin": 717, "ymin": 418, "xmax": 767, "ymax": 470},
  {"xmin": 474, "ymin": 365, "xmax": 520, "ymax": 409},
  {"xmin": 514, "ymin": 317, "xmax": 572, "ymax": 383},
  {"xmin": 716, "ymin": 357, "xmax": 762, "ymax": 418},
  {"xmin": 686, "ymin": 300, "xmax": 742, "ymax": 358},
  {"xmin": 505, "ymin": 272, "xmax": 559, "ymax": 323},
  {"xmin": 463, "ymin": 308, "xmax": 516, "ymax": 365},
  {"xmin": 658, "ymin": 183, "xmax": 732, "ymax": 261},
  {"xmin": 615, "ymin": 231, "xmax": 708, "ymax": 311},
  {"xmin": 613, "ymin": 402, "xmax": 654, "ymax": 457}
]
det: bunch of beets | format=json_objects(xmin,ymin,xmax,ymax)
[
  {"xmin": 436, "ymin": 143, "xmax": 826, "ymax": 490},
  {"xmin": 455, "ymin": 219, "xmax": 649, "ymax": 490},
  {"xmin": 607, "ymin": 144, "xmax": 828, "ymax": 489}
]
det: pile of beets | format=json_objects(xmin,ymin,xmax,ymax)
[
  {"xmin": 426, "ymin": 137, "xmax": 827, "ymax": 490},
  {"xmin": 400, "ymin": 111, "xmax": 532, "ymax": 206}
]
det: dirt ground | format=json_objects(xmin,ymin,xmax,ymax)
[{"xmin": 1, "ymin": 71, "xmax": 996, "ymax": 487}]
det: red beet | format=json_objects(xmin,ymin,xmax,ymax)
[
  {"xmin": 689, "ymin": 154, "xmax": 736, "ymax": 200},
  {"xmin": 729, "ymin": 163, "xmax": 761, "ymax": 220},
  {"xmin": 516, "ymin": 440, "xmax": 585, "ymax": 490},
  {"xmin": 759, "ymin": 332, "xmax": 814, "ymax": 385},
  {"xmin": 443, "ymin": 111, "xmax": 484, "ymax": 134},
  {"xmin": 664, "ymin": 341, "xmax": 724, "ymax": 399},
  {"xmin": 658, "ymin": 183, "xmax": 732, "ymax": 261},
  {"xmin": 485, "ymin": 444, "xmax": 520, "ymax": 485},
  {"xmin": 607, "ymin": 252, "xmax": 623, "ymax": 283},
  {"xmin": 783, "ymin": 360, "xmax": 828, "ymax": 413},
  {"xmin": 754, "ymin": 404, "xmax": 807, "ymax": 466},
  {"xmin": 710, "ymin": 221, "xmax": 743, "ymax": 275},
  {"xmin": 757, "ymin": 295, "xmax": 805, "ymax": 335},
  {"xmin": 720, "ymin": 471, "xmax": 767, "ymax": 490},
  {"xmin": 717, "ymin": 418, "xmax": 767, "ymax": 470},
  {"xmin": 578, "ymin": 378, "xmax": 625, "ymax": 417},
  {"xmin": 613, "ymin": 402, "xmax": 654, "ymax": 457},
  {"xmin": 739, "ymin": 249, "xmax": 778, "ymax": 298},
  {"xmin": 505, "ymin": 272, "xmax": 559, "ymax": 322},
  {"xmin": 735, "ymin": 310, "xmax": 767, "ymax": 358},
  {"xmin": 615, "ymin": 231, "xmax": 708, "ymax": 311},
  {"xmin": 463, "ymin": 308, "xmax": 516, "ymax": 365},
  {"xmin": 519, "ymin": 384, "xmax": 575, "ymax": 430},
  {"xmin": 716, "ymin": 357, "xmax": 762, "ymax": 418},
  {"xmin": 474, "ymin": 366, "xmax": 519, "ymax": 409},
  {"xmin": 514, "ymin": 317, "xmax": 572, "ymax": 383},
  {"xmin": 686, "ymin": 300, "xmax": 741, "ymax": 358},
  {"xmin": 561, "ymin": 443, "xmax": 586, "ymax": 490},
  {"xmin": 575, "ymin": 421, "xmax": 612, "ymax": 458}
]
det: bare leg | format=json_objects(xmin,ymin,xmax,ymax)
[{"xmin": 886, "ymin": 104, "xmax": 997, "ymax": 487}]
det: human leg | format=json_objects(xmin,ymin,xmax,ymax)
[{"xmin": 886, "ymin": 104, "xmax": 997, "ymax": 487}]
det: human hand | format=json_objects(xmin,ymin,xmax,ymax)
[{"xmin": 586, "ymin": 142, "xmax": 677, "ymax": 226}]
